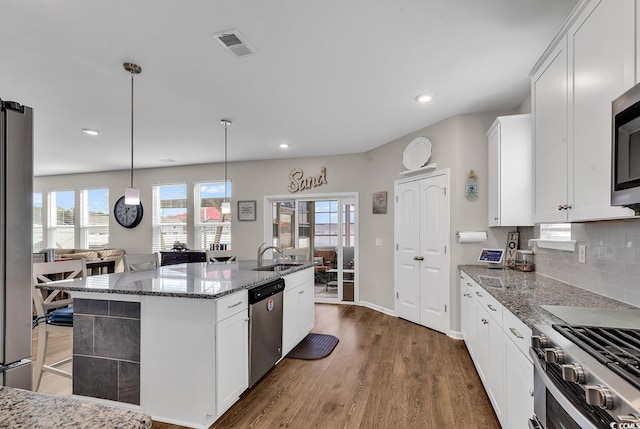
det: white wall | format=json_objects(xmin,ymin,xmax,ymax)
[{"xmin": 35, "ymin": 109, "xmax": 518, "ymax": 323}]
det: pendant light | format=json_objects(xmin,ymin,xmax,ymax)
[
  {"xmin": 220, "ymin": 119, "xmax": 231, "ymax": 215},
  {"xmin": 124, "ymin": 62, "xmax": 142, "ymax": 205}
]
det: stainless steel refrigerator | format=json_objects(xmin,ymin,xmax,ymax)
[{"xmin": 0, "ymin": 99, "xmax": 33, "ymax": 390}]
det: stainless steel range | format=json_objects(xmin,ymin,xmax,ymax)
[{"xmin": 529, "ymin": 321, "xmax": 640, "ymax": 428}]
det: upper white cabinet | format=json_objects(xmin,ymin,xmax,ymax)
[
  {"xmin": 532, "ymin": 0, "xmax": 636, "ymax": 223},
  {"xmin": 487, "ymin": 114, "xmax": 532, "ymax": 227}
]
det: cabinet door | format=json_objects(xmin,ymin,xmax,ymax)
[
  {"xmin": 487, "ymin": 124, "xmax": 500, "ymax": 227},
  {"xmin": 216, "ymin": 310, "xmax": 248, "ymax": 417},
  {"xmin": 282, "ymin": 286, "xmax": 300, "ymax": 356},
  {"xmin": 486, "ymin": 314, "xmax": 506, "ymax": 427},
  {"xmin": 568, "ymin": 0, "xmax": 635, "ymax": 221},
  {"xmin": 533, "ymin": 37, "xmax": 569, "ymax": 223},
  {"xmin": 506, "ymin": 339, "xmax": 534, "ymax": 429},
  {"xmin": 474, "ymin": 300, "xmax": 489, "ymax": 383},
  {"xmin": 298, "ymin": 280, "xmax": 315, "ymax": 336},
  {"xmin": 459, "ymin": 276, "xmax": 469, "ymax": 341}
]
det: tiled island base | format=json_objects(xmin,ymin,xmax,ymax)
[
  {"xmin": 73, "ymin": 298, "xmax": 141, "ymax": 404},
  {"xmin": 0, "ymin": 386, "xmax": 152, "ymax": 428}
]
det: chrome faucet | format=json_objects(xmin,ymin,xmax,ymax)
[{"xmin": 256, "ymin": 242, "xmax": 283, "ymax": 268}]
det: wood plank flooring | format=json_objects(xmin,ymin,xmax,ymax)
[{"xmin": 37, "ymin": 304, "xmax": 499, "ymax": 429}]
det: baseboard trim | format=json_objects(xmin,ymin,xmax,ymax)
[
  {"xmin": 448, "ymin": 330, "xmax": 463, "ymax": 340},
  {"xmin": 357, "ymin": 301, "xmax": 395, "ymax": 317}
]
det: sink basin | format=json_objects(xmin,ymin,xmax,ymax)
[{"xmin": 252, "ymin": 263, "xmax": 303, "ymax": 272}]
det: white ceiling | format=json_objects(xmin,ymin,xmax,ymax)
[{"xmin": 1, "ymin": 0, "xmax": 578, "ymax": 176}]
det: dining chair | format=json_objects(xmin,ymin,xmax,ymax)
[
  {"xmin": 123, "ymin": 252, "xmax": 160, "ymax": 271},
  {"xmin": 282, "ymin": 248, "xmax": 309, "ymax": 262},
  {"xmin": 206, "ymin": 250, "xmax": 238, "ymax": 264},
  {"xmin": 32, "ymin": 259, "xmax": 87, "ymax": 391}
]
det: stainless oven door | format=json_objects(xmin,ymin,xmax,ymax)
[{"xmin": 530, "ymin": 349, "xmax": 599, "ymax": 429}]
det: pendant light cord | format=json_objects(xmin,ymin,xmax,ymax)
[
  {"xmin": 224, "ymin": 123, "xmax": 228, "ymax": 202},
  {"xmin": 130, "ymin": 70, "xmax": 135, "ymax": 188}
]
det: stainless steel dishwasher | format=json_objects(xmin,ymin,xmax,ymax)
[{"xmin": 248, "ymin": 278, "xmax": 285, "ymax": 388}]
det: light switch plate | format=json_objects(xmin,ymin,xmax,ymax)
[
  {"xmin": 376, "ymin": 238, "xmax": 383, "ymax": 247},
  {"xmin": 578, "ymin": 245, "xmax": 586, "ymax": 264}
]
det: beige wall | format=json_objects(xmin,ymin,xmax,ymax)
[{"xmin": 35, "ymin": 109, "xmax": 520, "ymax": 331}]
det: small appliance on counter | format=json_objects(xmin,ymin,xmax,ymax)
[
  {"xmin": 477, "ymin": 248, "xmax": 504, "ymax": 269},
  {"xmin": 515, "ymin": 249, "xmax": 535, "ymax": 272}
]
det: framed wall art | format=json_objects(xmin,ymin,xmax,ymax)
[
  {"xmin": 237, "ymin": 200, "xmax": 256, "ymax": 221},
  {"xmin": 372, "ymin": 191, "xmax": 387, "ymax": 214}
]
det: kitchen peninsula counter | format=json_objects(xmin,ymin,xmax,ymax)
[{"xmin": 459, "ymin": 265, "xmax": 638, "ymax": 328}]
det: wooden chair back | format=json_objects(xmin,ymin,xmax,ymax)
[
  {"xmin": 32, "ymin": 259, "xmax": 86, "ymax": 318},
  {"xmin": 206, "ymin": 250, "xmax": 237, "ymax": 263}
]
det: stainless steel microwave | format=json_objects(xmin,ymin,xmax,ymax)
[{"xmin": 612, "ymin": 82, "xmax": 640, "ymax": 214}]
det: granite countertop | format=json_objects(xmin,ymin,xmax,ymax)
[
  {"xmin": 36, "ymin": 260, "xmax": 315, "ymax": 300},
  {"xmin": 459, "ymin": 264, "xmax": 638, "ymax": 328},
  {"xmin": 0, "ymin": 386, "xmax": 152, "ymax": 428}
]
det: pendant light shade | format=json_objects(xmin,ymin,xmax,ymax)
[
  {"xmin": 220, "ymin": 119, "xmax": 231, "ymax": 215},
  {"xmin": 124, "ymin": 62, "xmax": 141, "ymax": 205}
]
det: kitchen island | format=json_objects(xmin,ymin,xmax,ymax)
[{"xmin": 36, "ymin": 261, "xmax": 315, "ymax": 429}]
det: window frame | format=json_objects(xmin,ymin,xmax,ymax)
[{"xmin": 193, "ymin": 180, "xmax": 232, "ymax": 250}]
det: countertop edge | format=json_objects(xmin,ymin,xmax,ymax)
[{"xmin": 36, "ymin": 262, "xmax": 315, "ymax": 300}]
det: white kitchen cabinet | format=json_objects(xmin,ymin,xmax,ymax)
[
  {"xmin": 282, "ymin": 268, "xmax": 314, "ymax": 356},
  {"xmin": 487, "ymin": 114, "xmax": 532, "ymax": 227},
  {"xmin": 506, "ymin": 338, "xmax": 534, "ymax": 429},
  {"xmin": 459, "ymin": 272, "xmax": 533, "ymax": 429},
  {"xmin": 532, "ymin": 0, "xmax": 636, "ymax": 223},
  {"xmin": 216, "ymin": 306, "xmax": 248, "ymax": 417},
  {"xmin": 532, "ymin": 36, "xmax": 569, "ymax": 223}
]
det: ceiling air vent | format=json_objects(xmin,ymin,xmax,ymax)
[{"xmin": 211, "ymin": 30, "xmax": 256, "ymax": 57}]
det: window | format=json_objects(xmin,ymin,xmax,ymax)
[
  {"xmin": 194, "ymin": 181, "xmax": 231, "ymax": 249},
  {"xmin": 314, "ymin": 200, "xmax": 338, "ymax": 247},
  {"xmin": 80, "ymin": 188, "xmax": 109, "ymax": 249},
  {"xmin": 539, "ymin": 223, "xmax": 571, "ymax": 241},
  {"xmin": 33, "ymin": 192, "xmax": 44, "ymax": 252},
  {"xmin": 152, "ymin": 184, "xmax": 188, "ymax": 252},
  {"xmin": 48, "ymin": 190, "xmax": 75, "ymax": 248}
]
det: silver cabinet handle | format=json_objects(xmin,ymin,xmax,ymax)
[
  {"xmin": 466, "ymin": 282, "xmax": 473, "ymax": 287},
  {"xmin": 558, "ymin": 204, "xmax": 564, "ymax": 211},
  {"xmin": 494, "ymin": 217, "xmax": 499, "ymax": 221},
  {"xmin": 529, "ymin": 388, "xmax": 534, "ymax": 397},
  {"xmin": 475, "ymin": 291, "xmax": 483, "ymax": 297},
  {"xmin": 299, "ymin": 290, "xmax": 304, "ymax": 294},
  {"xmin": 487, "ymin": 304, "xmax": 497, "ymax": 312},
  {"xmin": 227, "ymin": 301, "xmax": 243, "ymax": 309},
  {"xmin": 413, "ymin": 256, "xmax": 424, "ymax": 261},
  {"xmin": 481, "ymin": 318, "xmax": 488, "ymax": 325},
  {"xmin": 509, "ymin": 327, "xmax": 524, "ymax": 339}
]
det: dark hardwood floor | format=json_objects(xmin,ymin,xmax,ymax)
[{"xmin": 153, "ymin": 304, "xmax": 499, "ymax": 429}]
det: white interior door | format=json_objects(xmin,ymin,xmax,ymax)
[
  {"xmin": 419, "ymin": 173, "xmax": 449, "ymax": 334},
  {"xmin": 395, "ymin": 170, "xmax": 450, "ymax": 334},
  {"xmin": 395, "ymin": 180, "xmax": 420, "ymax": 324}
]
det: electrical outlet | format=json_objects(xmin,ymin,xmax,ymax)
[{"xmin": 578, "ymin": 245, "xmax": 586, "ymax": 264}]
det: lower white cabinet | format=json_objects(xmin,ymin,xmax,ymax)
[
  {"xmin": 282, "ymin": 268, "xmax": 315, "ymax": 356},
  {"xmin": 460, "ymin": 271, "xmax": 533, "ymax": 429},
  {"xmin": 506, "ymin": 337, "xmax": 534, "ymax": 429},
  {"xmin": 215, "ymin": 304, "xmax": 249, "ymax": 417}
]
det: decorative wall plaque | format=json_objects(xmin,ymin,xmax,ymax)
[
  {"xmin": 288, "ymin": 166, "xmax": 327, "ymax": 193},
  {"xmin": 372, "ymin": 191, "xmax": 387, "ymax": 214}
]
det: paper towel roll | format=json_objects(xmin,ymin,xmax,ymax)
[{"xmin": 458, "ymin": 231, "xmax": 487, "ymax": 243}]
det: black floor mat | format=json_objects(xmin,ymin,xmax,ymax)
[{"xmin": 286, "ymin": 333, "xmax": 339, "ymax": 360}]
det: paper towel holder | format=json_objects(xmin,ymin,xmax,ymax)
[{"xmin": 455, "ymin": 230, "xmax": 487, "ymax": 237}]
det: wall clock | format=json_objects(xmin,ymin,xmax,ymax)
[{"xmin": 113, "ymin": 196, "xmax": 144, "ymax": 228}]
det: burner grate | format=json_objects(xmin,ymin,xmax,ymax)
[{"xmin": 553, "ymin": 324, "xmax": 640, "ymax": 390}]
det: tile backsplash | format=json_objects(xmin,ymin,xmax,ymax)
[{"xmin": 519, "ymin": 219, "xmax": 640, "ymax": 308}]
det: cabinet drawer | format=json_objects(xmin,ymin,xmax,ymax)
[
  {"xmin": 474, "ymin": 286, "xmax": 503, "ymax": 322},
  {"xmin": 216, "ymin": 290, "xmax": 248, "ymax": 322},
  {"xmin": 502, "ymin": 308, "xmax": 532, "ymax": 359}
]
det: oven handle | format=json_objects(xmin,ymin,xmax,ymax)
[{"xmin": 529, "ymin": 348, "xmax": 598, "ymax": 429}]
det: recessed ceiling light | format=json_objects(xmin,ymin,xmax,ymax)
[
  {"xmin": 82, "ymin": 128, "xmax": 99, "ymax": 136},
  {"xmin": 279, "ymin": 143, "xmax": 289, "ymax": 149},
  {"xmin": 415, "ymin": 94, "xmax": 432, "ymax": 103}
]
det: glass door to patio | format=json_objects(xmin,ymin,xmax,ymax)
[{"xmin": 267, "ymin": 194, "xmax": 357, "ymax": 303}]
